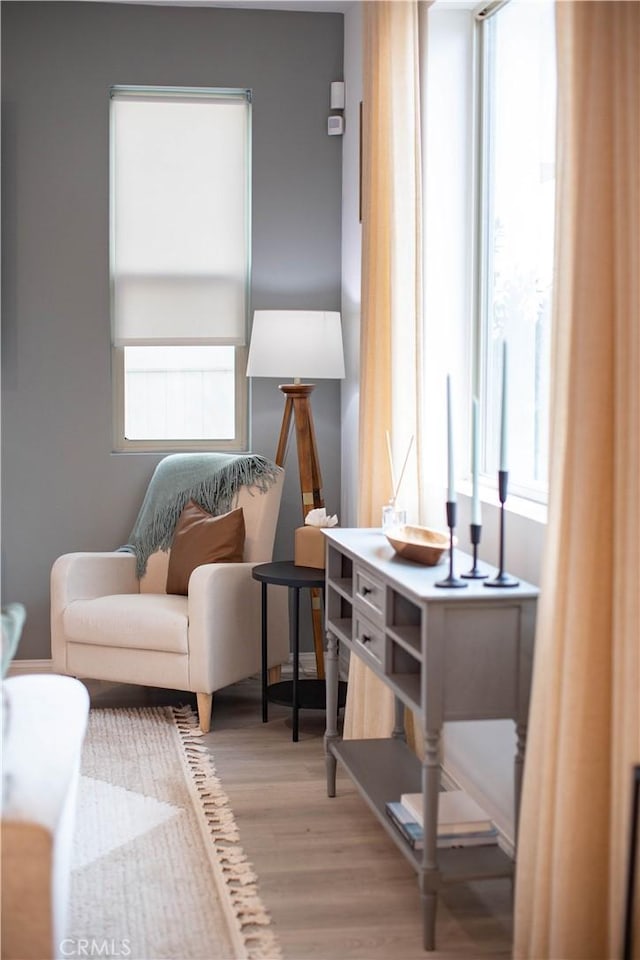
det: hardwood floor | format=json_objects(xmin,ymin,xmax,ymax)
[{"xmin": 84, "ymin": 676, "xmax": 514, "ymax": 960}]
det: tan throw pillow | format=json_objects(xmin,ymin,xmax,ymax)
[{"xmin": 166, "ymin": 501, "xmax": 245, "ymax": 596}]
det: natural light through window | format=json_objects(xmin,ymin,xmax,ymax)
[
  {"xmin": 110, "ymin": 86, "xmax": 250, "ymax": 450},
  {"xmin": 124, "ymin": 346, "xmax": 235, "ymax": 441},
  {"xmin": 478, "ymin": 0, "xmax": 556, "ymax": 502}
]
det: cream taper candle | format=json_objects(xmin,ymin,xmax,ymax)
[
  {"xmin": 471, "ymin": 396, "xmax": 481, "ymax": 525},
  {"xmin": 447, "ymin": 375, "xmax": 456, "ymax": 501},
  {"xmin": 499, "ymin": 342, "xmax": 508, "ymax": 472}
]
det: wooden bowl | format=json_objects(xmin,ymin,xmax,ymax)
[{"xmin": 385, "ymin": 524, "xmax": 451, "ymax": 566}]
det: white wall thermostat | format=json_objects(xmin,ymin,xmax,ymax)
[{"xmin": 327, "ymin": 115, "xmax": 344, "ymax": 136}]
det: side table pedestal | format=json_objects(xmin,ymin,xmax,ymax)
[{"xmin": 252, "ymin": 561, "xmax": 347, "ymax": 742}]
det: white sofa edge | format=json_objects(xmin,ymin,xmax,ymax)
[{"xmin": 1, "ymin": 674, "xmax": 89, "ymax": 960}]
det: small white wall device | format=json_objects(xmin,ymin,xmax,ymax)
[
  {"xmin": 328, "ymin": 80, "xmax": 345, "ymax": 136},
  {"xmin": 330, "ymin": 81, "xmax": 345, "ymax": 110}
]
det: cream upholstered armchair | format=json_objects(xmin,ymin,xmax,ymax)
[{"xmin": 51, "ymin": 455, "xmax": 288, "ymax": 732}]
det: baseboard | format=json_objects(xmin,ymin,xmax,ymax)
[
  {"xmin": 6, "ymin": 658, "xmax": 54, "ymax": 677},
  {"xmin": 6, "ymin": 654, "xmax": 320, "ymax": 679},
  {"xmin": 5, "ymin": 652, "xmax": 340, "ymax": 685}
]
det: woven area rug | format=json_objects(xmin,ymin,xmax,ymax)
[{"xmin": 68, "ymin": 705, "xmax": 281, "ymax": 960}]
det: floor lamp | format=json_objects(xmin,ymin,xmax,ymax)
[{"xmin": 247, "ymin": 310, "xmax": 345, "ymax": 679}]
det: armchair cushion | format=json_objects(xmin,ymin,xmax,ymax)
[
  {"xmin": 166, "ymin": 502, "xmax": 245, "ymax": 596},
  {"xmin": 63, "ymin": 594, "xmax": 188, "ymax": 653}
]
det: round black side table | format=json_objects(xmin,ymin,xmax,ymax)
[{"xmin": 252, "ymin": 561, "xmax": 348, "ymax": 742}]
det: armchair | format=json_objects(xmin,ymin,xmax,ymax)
[{"xmin": 51, "ymin": 464, "xmax": 288, "ymax": 732}]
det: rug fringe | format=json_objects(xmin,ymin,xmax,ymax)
[{"xmin": 172, "ymin": 706, "xmax": 283, "ymax": 960}]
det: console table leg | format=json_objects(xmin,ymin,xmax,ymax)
[
  {"xmin": 324, "ymin": 632, "xmax": 339, "ymax": 798},
  {"xmin": 421, "ymin": 891, "xmax": 437, "ymax": 952},
  {"xmin": 514, "ymin": 722, "xmax": 527, "ymax": 845},
  {"xmin": 423, "ymin": 731, "xmax": 440, "ymax": 868},
  {"xmin": 326, "ymin": 753, "xmax": 337, "ymax": 798},
  {"xmin": 419, "ymin": 865, "xmax": 437, "ymax": 951},
  {"xmin": 420, "ymin": 730, "xmax": 440, "ymax": 950},
  {"xmin": 392, "ymin": 696, "xmax": 406, "ymax": 742}
]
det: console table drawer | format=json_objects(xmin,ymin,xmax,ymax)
[
  {"xmin": 354, "ymin": 613, "xmax": 384, "ymax": 668},
  {"xmin": 354, "ymin": 566, "xmax": 385, "ymax": 624}
]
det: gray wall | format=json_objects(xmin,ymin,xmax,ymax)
[{"xmin": 1, "ymin": 1, "xmax": 343, "ymax": 659}]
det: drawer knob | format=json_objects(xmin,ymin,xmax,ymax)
[
  {"xmin": 361, "ymin": 586, "xmax": 372, "ymax": 596},
  {"xmin": 361, "ymin": 634, "xmax": 372, "ymax": 644}
]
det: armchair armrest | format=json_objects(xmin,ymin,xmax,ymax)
[
  {"xmin": 51, "ymin": 553, "xmax": 139, "ymax": 672},
  {"xmin": 51, "ymin": 552, "xmax": 140, "ymax": 605},
  {"xmin": 187, "ymin": 562, "xmax": 289, "ymax": 692}
]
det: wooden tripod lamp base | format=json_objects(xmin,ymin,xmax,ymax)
[{"xmin": 275, "ymin": 383, "xmax": 326, "ymax": 679}]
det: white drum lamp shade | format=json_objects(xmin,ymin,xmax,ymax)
[{"xmin": 246, "ymin": 310, "xmax": 345, "ymax": 381}]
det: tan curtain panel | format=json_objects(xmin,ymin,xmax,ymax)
[
  {"xmin": 358, "ymin": 0, "xmax": 423, "ymax": 526},
  {"xmin": 513, "ymin": 3, "xmax": 640, "ymax": 958},
  {"xmin": 344, "ymin": 0, "xmax": 424, "ymax": 741}
]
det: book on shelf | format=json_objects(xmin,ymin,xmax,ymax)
[
  {"xmin": 436, "ymin": 830, "xmax": 498, "ymax": 849},
  {"xmin": 400, "ymin": 788, "xmax": 494, "ymax": 835},
  {"xmin": 385, "ymin": 801, "xmax": 498, "ymax": 851},
  {"xmin": 385, "ymin": 802, "xmax": 424, "ymax": 849}
]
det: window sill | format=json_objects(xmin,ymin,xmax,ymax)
[{"xmin": 457, "ymin": 480, "xmax": 547, "ymax": 526}]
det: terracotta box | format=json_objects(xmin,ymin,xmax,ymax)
[{"xmin": 294, "ymin": 526, "xmax": 326, "ymax": 569}]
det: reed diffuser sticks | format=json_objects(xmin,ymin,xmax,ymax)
[{"xmin": 385, "ymin": 431, "xmax": 414, "ymax": 506}]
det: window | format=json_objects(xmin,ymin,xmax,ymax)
[
  {"xmin": 110, "ymin": 86, "xmax": 251, "ymax": 451},
  {"xmin": 123, "ymin": 346, "xmax": 236, "ymax": 441},
  {"xmin": 475, "ymin": 0, "xmax": 556, "ymax": 501}
]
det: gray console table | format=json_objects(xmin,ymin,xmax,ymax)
[{"xmin": 323, "ymin": 528, "xmax": 539, "ymax": 951}]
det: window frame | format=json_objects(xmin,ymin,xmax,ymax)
[
  {"xmin": 109, "ymin": 85, "xmax": 251, "ymax": 454},
  {"xmin": 471, "ymin": 0, "xmax": 555, "ymax": 505},
  {"xmin": 111, "ymin": 344, "xmax": 249, "ymax": 453}
]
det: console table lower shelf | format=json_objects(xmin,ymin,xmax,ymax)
[{"xmin": 326, "ymin": 737, "xmax": 514, "ymax": 948}]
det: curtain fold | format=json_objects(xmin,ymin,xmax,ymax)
[
  {"xmin": 513, "ymin": 4, "xmax": 640, "ymax": 957},
  {"xmin": 344, "ymin": 0, "xmax": 424, "ymax": 741}
]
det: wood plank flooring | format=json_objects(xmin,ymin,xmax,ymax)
[{"xmin": 85, "ymin": 676, "xmax": 513, "ymax": 960}]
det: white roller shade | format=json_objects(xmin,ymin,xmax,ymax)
[{"xmin": 111, "ymin": 89, "xmax": 250, "ymax": 346}]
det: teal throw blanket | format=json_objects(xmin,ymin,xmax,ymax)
[{"xmin": 121, "ymin": 453, "xmax": 280, "ymax": 578}]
